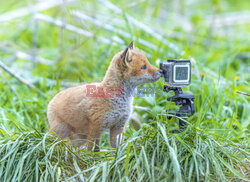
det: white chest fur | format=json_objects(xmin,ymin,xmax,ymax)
[{"xmin": 102, "ymin": 91, "xmax": 134, "ymax": 129}]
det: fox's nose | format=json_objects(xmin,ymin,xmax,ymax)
[
  {"xmin": 152, "ymin": 66, "xmax": 159, "ymax": 73},
  {"xmin": 154, "ymin": 68, "xmax": 161, "ymax": 75},
  {"xmin": 153, "ymin": 70, "xmax": 161, "ymax": 80}
]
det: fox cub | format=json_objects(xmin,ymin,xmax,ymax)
[{"xmin": 47, "ymin": 41, "xmax": 161, "ymax": 151}]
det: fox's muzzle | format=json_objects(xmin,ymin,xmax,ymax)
[{"xmin": 152, "ymin": 70, "xmax": 161, "ymax": 81}]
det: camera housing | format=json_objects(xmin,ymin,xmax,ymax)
[{"xmin": 160, "ymin": 59, "xmax": 191, "ymax": 87}]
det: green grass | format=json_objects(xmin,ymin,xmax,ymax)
[
  {"xmin": 0, "ymin": 123, "xmax": 249, "ymax": 181},
  {"xmin": 0, "ymin": 0, "xmax": 249, "ymax": 181}
]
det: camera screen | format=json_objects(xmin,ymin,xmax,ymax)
[
  {"xmin": 174, "ymin": 65, "xmax": 190, "ymax": 82},
  {"xmin": 176, "ymin": 67, "xmax": 188, "ymax": 80}
]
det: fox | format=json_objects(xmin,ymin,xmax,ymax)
[{"xmin": 47, "ymin": 41, "xmax": 161, "ymax": 151}]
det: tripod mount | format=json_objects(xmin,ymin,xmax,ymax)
[{"xmin": 163, "ymin": 85, "xmax": 195, "ymax": 132}]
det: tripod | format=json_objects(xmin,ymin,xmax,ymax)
[{"xmin": 163, "ymin": 85, "xmax": 195, "ymax": 132}]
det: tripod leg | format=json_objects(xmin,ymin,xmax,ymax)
[{"xmin": 179, "ymin": 119, "xmax": 187, "ymax": 131}]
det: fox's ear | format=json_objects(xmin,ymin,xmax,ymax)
[
  {"xmin": 128, "ymin": 41, "xmax": 134, "ymax": 50},
  {"xmin": 120, "ymin": 41, "xmax": 134, "ymax": 64},
  {"xmin": 121, "ymin": 41, "xmax": 134, "ymax": 57}
]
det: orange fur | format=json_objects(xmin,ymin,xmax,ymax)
[{"xmin": 47, "ymin": 42, "xmax": 160, "ymax": 151}]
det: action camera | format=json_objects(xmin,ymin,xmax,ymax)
[
  {"xmin": 160, "ymin": 59, "xmax": 191, "ymax": 87},
  {"xmin": 159, "ymin": 59, "xmax": 194, "ymax": 132}
]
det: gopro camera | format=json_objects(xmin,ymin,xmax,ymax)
[{"xmin": 160, "ymin": 59, "xmax": 191, "ymax": 87}]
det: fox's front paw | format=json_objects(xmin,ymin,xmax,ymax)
[{"xmin": 87, "ymin": 142, "xmax": 100, "ymax": 152}]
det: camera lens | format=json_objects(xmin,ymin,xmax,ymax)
[{"xmin": 159, "ymin": 69, "xmax": 163, "ymax": 76}]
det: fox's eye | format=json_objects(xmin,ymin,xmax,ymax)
[{"xmin": 141, "ymin": 65, "xmax": 147, "ymax": 70}]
